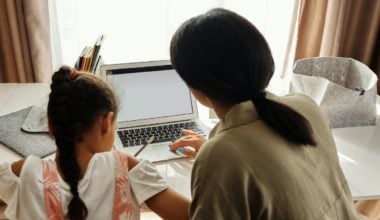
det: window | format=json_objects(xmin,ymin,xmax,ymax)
[
  {"xmin": 50, "ymin": 0, "xmax": 297, "ymax": 85},
  {"xmin": 49, "ymin": 0, "xmax": 297, "ymax": 122}
]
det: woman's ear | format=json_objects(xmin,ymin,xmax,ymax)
[
  {"xmin": 190, "ymin": 88, "xmax": 212, "ymax": 108},
  {"xmin": 102, "ymin": 111, "xmax": 115, "ymax": 134}
]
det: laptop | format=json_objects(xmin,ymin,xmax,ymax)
[{"xmin": 101, "ymin": 60, "xmax": 210, "ymax": 162}]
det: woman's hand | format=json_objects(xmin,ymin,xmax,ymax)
[{"xmin": 169, "ymin": 129, "xmax": 206, "ymax": 157}]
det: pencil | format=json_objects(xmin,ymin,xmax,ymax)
[{"xmin": 134, "ymin": 136, "xmax": 155, "ymax": 157}]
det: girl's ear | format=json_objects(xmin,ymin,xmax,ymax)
[{"xmin": 102, "ymin": 111, "xmax": 115, "ymax": 134}]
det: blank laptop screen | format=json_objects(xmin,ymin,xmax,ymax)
[{"xmin": 107, "ymin": 66, "xmax": 193, "ymax": 123}]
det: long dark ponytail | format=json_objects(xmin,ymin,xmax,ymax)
[
  {"xmin": 170, "ymin": 8, "xmax": 316, "ymax": 146},
  {"xmin": 47, "ymin": 66, "xmax": 117, "ymax": 219}
]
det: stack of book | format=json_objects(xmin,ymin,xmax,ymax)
[{"xmin": 75, "ymin": 34, "xmax": 104, "ymax": 73}]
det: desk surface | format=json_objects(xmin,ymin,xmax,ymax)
[{"xmin": 0, "ymin": 83, "xmax": 379, "ymax": 216}]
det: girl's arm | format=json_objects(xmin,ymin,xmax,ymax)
[
  {"xmin": 11, "ymin": 159, "xmax": 26, "ymax": 177},
  {"xmin": 145, "ymin": 188, "xmax": 190, "ymax": 220},
  {"xmin": 0, "ymin": 159, "xmax": 25, "ymax": 204},
  {"xmin": 127, "ymin": 155, "xmax": 190, "ymax": 220}
]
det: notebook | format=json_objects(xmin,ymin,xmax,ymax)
[{"xmin": 101, "ymin": 60, "xmax": 210, "ymax": 162}]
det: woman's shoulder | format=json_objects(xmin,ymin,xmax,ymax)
[
  {"xmin": 280, "ymin": 92, "xmax": 319, "ymax": 107},
  {"xmin": 279, "ymin": 93, "xmax": 328, "ymax": 122},
  {"xmin": 194, "ymin": 135, "xmax": 242, "ymax": 170}
]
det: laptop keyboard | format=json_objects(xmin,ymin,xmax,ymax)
[{"xmin": 117, "ymin": 121, "xmax": 205, "ymax": 147}]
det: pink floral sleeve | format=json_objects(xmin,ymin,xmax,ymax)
[
  {"xmin": 112, "ymin": 151, "xmax": 138, "ymax": 220},
  {"xmin": 43, "ymin": 161, "xmax": 64, "ymax": 220}
]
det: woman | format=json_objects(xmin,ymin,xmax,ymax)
[{"xmin": 169, "ymin": 8, "xmax": 364, "ymax": 219}]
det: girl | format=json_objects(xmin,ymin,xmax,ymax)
[
  {"xmin": 169, "ymin": 8, "xmax": 365, "ymax": 219},
  {"xmin": 0, "ymin": 66, "xmax": 189, "ymax": 219}
]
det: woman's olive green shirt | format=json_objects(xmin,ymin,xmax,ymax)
[{"xmin": 190, "ymin": 93, "xmax": 365, "ymax": 220}]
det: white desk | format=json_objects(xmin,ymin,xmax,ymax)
[
  {"xmin": 333, "ymin": 120, "xmax": 380, "ymax": 200},
  {"xmin": 0, "ymin": 83, "xmax": 380, "ymax": 218}
]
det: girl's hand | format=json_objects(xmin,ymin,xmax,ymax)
[{"xmin": 169, "ymin": 129, "xmax": 206, "ymax": 157}]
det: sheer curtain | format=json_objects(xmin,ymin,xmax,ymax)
[{"xmin": 49, "ymin": 0, "xmax": 297, "ymax": 91}]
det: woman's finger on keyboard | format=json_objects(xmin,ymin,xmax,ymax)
[
  {"xmin": 181, "ymin": 129, "xmax": 199, "ymax": 135},
  {"xmin": 170, "ymin": 138, "xmax": 195, "ymax": 151},
  {"xmin": 177, "ymin": 147, "xmax": 197, "ymax": 157},
  {"xmin": 170, "ymin": 135, "xmax": 205, "ymax": 152}
]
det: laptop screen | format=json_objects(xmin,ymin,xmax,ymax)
[{"xmin": 107, "ymin": 65, "xmax": 193, "ymax": 123}]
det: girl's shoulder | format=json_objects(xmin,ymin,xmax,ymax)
[
  {"xmin": 92, "ymin": 151, "xmax": 129, "ymax": 166},
  {"xmin": 0, "ymin": 156, "xmax": 44, "ymax": 205},
  {"xmin": 0, "ymin": 155, "xmax": 52, "ymax": 188},
  {"xmin": 15, "ymin": 155, "xmax": 44, "ymax": 181},
  {"xmin": 86, "ymin": 151, "xmax": 131, "ymax": 176}
]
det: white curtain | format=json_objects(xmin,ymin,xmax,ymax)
[{"xmin": 49, "ymin": 0, "xmax": 297, "ymax": 94}]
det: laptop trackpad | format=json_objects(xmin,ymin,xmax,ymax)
[{"xmin": 136, "ymin": 143, "xmax": 185, "ymax": 162}]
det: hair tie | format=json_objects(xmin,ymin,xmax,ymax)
[
  {"xmin": 251, "ymin": 92, "xmax": 266, "ymax": 103},
  {"xmin": 70, "ymin": 68, "xmax": 78, "ymax": 80}
]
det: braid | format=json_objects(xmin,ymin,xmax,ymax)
[
  {"xmin": 57, "ymin": 131, "xmax": 87, "ymax": 219},
  {"xmin": 48, "ymin": 67, "xmax": 88, "ymax": 219}
]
